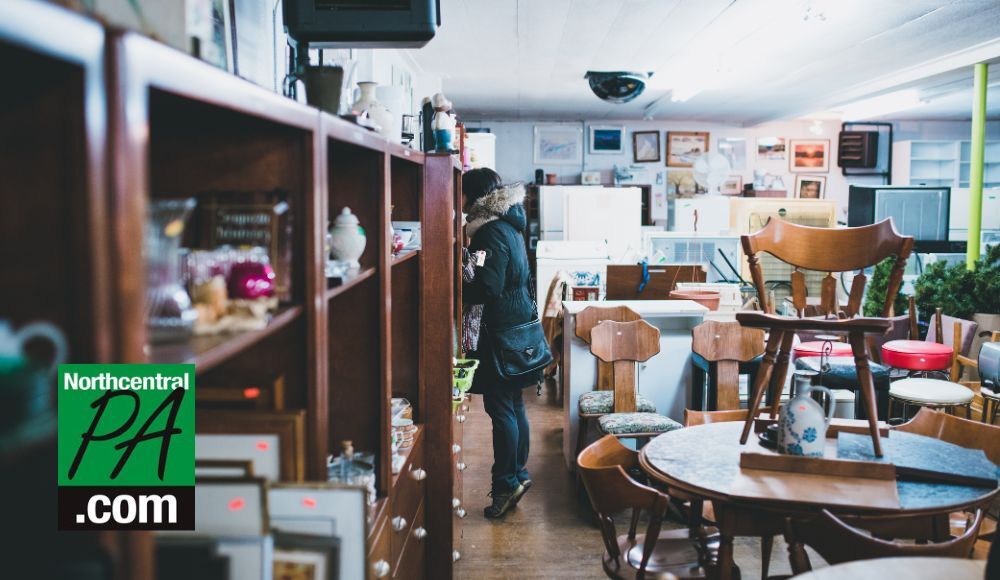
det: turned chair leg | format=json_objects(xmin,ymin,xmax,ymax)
[
  {"xmin": 849, "ymin": 332, "xmax": 883, "ymax": 457},
  {"xmin": 761, "ymin": 534, "xmax": 774, "ymax": 579},
  {"xmin": 767, "ymin": 332, "xmax": 796, "ymax": 419},
  {"xmin": 740, "ymin": 330, "xmax": 785, "ymax": 444}
]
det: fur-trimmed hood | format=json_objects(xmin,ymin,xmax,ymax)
[{"xmin": 465, "ymin": 183, "xmax": 526, "ymax": 238}]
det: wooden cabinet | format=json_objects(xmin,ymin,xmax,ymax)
[{"xmin": 0, "ymin": 2, "xmax": 461, "ymax": 577}]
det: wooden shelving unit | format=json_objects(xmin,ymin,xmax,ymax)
[{"xmin": 1, "ymin": 2, "xmax": 462, "ymax": 578}]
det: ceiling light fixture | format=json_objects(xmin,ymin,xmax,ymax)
[{"xmin": 840, "ymin": 89, "xmax": 927, "ymax": 120}]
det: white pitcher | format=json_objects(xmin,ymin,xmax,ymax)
[{"xmin": 777, "ymin": 370, "xmax": 835, "ymax": 457}]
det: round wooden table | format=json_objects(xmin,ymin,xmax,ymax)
[
  {"xmin": 793, "ymin": 557, "xmax": 986, "ymax": 579},
  {"xmin": 639, "ymin": 422, "xmax": 999, "ymax": 580}
]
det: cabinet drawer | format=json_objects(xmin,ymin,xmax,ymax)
[
  {"xmin": 390, "ymin": 437, "xmax": 425, "ymax": 566},
  {"xmin": 369, "ymin": 508, "xmax": 392, "ymax": 579},
  {"xmin": 394, "ymin": 501, "xmax": 426, "ymax": 580}
]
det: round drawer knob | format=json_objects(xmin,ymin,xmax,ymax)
[
  {"xmin": 455, "ymin": 507, "xmax": 467, "ymax": 519},
  {"xmin": 453, "ymin": 550, "xmax": 461, "ymax": 562},
  {"xmin": 392, "ymin": 516, "xmax": 408, "ymax": 532},
  {"xmin": 452, "ymin": 444, "xmax": 462, "ymax": 454},
  {"xmin": 409, "ymin": 468, "xmax": 427, "ymax": 481},
  {"xmin": 456, "ymin": 462, "xmax": 467, "ymax": 471},
  {"xmin": 452, "ymin": 497, "xmax": 462, "ymax": 508},
  {"xmin": 456, "ymin": 414, "xmax": 467, "ymax": 423},
  {"xmin": 414, "ymin": 527, "xmax": 428, "ymax": 540},
  {"xmin": 374, "ymin": 560, "xmax": 391, "ymax": 578}
]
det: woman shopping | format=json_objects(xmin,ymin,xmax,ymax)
[{"xmin": 462, "ymin": 168, "xmax": 551, "ymax": 519}]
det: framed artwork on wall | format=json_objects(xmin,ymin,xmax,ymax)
[
  {"xmin": 533, "ymin": 125, "xmax": 583, "ymax": 164},
  {"xmin": 720, "ymin": 175, "xmax": 743, "ymax": 195},
  {"xmin": 789, "ymin": 139, "xmax": 830, "ymax": 173},
  {"xmin": 590, "ymin": 125, "xmax": 624, "ymax": 154},
  {"xmin": 666, "ymin": 131, "xmax": 709, "ymax": 167},
  {"xmin": 794, "ymin": 175, "xmax": 827, "ymax": 199},
  {"xmin": 632, "ymin": 130, "xmax": 661, "ymax": 162},
  {"xmin": 717, "ymin": 137, "xmax": 746, "ymax": 170},
  {"xmin": 757, "ymin": 136, "xmax": 786, "ymax": 160}
]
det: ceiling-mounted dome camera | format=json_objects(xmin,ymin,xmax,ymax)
[{"xmin": 585, "ymin": 71, "xmax": 652, "ymax": 104}]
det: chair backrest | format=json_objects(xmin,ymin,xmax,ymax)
[
  {"xmin": 576, "ymin": 305, "xmax": 642, "ymax": 391},
  {"xmin": 895, "ymin": 407, "xmax": 1000, "ymax": 465},
  {"xmin": 590, "ymin": 320, "xmax": 661, "ymax": 413},
  {"xmin": 785, "ymin": 508, "xmax": 983, "ymax": 573},
  {"xmin": 541, "ymin": 270, "xmax": 573, "ymax": 319},
  {"xmin": 577, "ymin": 435, "xmax": 669, "ymax": 576},
  {"xmin": 743, "ymin": 218, "xmax": 913, "ymax": 316},
  {"xmin": 684, "ymin": 409, "xmax": 749, "ymax": 426},
  {"xmin": 926, "ymin": 313, "xmax": 978, "ymax": 355},
  {"xmin": 692, "ymin": 321, "xmax": 765, "ymax": 409}
]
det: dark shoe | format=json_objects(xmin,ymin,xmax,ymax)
[
  {"xmin": 484, "ymin": 484, "xmax": 524, "ymax": 519},
  {"xmin": 512, "ymin": 479, "xmax": 532, "ymax": 505}
]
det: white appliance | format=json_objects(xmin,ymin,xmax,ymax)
[
  {"xmin": 534, "ymin": 240, "xmax": 632, "ymax": 313},
  {"xmin": 949, "ymin": 187, "xmax": 1000, "ymax": 241},
  {"xmin": 670, "ymin": 196, "xmax": 732, "ymax": 233},
  {"xmin": 538, "ymin": 186, "xmax": 642, "ymax": 249},
  {"xmin": 643, "ymin": 232, "xmax": 742, "ymax": 283},
  {"xmin": 464, "ymin": 132, "xmax": 496, "ymax": 170}
]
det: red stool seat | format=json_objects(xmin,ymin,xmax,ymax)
[
  {"xmin": 881, "ymin": 340, "xmax": 953, "ymax": 371},
  {"xmin": 793, "ymin": 340, "xmax": 854, "ymax": 358}
]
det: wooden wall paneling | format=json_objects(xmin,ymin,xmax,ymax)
[{"xmin": 422, "ymin": 154, "xmax": 457, "ymax": 579}]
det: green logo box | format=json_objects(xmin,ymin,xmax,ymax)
[
  {"xmin": 57, "ymin": 364, "xmax": 195, "ymax": 530},
  {"xmin": 58, "ymin": 364, "xmax": 195, "ymax": 486}
]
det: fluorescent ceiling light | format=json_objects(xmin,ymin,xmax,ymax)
[{"xmin": 840, "ymin": 89, "xmax": 927, "ymax": 120}]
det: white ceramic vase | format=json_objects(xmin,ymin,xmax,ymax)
[
  {"xmin": 777, "ymin": 371, "xmax": 835, "ymax": 457},
  {"xmin": 329, "ymin": 207, "xmax": 367, "ymax": 267},
  {"xmin": 352, "ymin": 81, "xmax": 378, "ymax": 115}
]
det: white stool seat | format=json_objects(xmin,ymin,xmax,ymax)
[
  {"xmin": 889, "ymin": 378, "xmax": 974, "ymax": 405},
  {"xmin": 981, "ymin": 386, "xmax": 998, "ymax": 400}
]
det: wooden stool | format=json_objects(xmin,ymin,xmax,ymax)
[{"xmin": 888, "ymin": 377, "xmax": 974, "ymax": 420}]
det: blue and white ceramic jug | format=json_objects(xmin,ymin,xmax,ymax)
[{"xmin": 777, "ymin": 370, "xmax": 835, "ymax": 457}]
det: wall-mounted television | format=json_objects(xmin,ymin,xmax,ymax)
[{"xmin": 284, "ymin": 0, "xmax": 439, "ymax": 49}]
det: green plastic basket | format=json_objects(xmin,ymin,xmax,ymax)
[{"xmin": 453, "ymin": 358, "xmax": 480, "ymax": 395}]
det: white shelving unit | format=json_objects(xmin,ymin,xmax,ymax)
[{"xmin": 894, "ymin": 139, "xmax": 1000, "ymax": 189}]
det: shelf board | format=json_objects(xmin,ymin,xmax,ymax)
[
  {"xmin": 325, "ymin": 267, "xmax": 377, "ymax": 300},
  {"xmin": 392, "ymin": 249, "xmax": 420, "ymax": 266},
  {"xmin": 149, "ymin": 304, "xmax": 304, "ymax": 373},
  {"xmin": 387, "ymin": 141, "xmax": 425, "ymax": 164}
]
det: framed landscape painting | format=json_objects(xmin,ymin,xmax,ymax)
[
  {"xmin": 666, "ymin": 131, "xmax": 709, "ymax": 167},
  {"xmin": 789, "ymin": 139, "xmax": 830, "ymax": 173},
  {"xmin": 632, "ymin": 130, "xmax": 661, "ymax": 162},
  {"xmin": 534, "ymin": 125, "xmax": 583, "ymax": 164}
]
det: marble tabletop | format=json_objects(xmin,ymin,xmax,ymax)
[
  {"xmin": 793, "ymin": 557, "xmax": 986, "ymax": 579},
  {"xmin": 640, "ymin": 422, "xmax": 999, "ymax": 513}
]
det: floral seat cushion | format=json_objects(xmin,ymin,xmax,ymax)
[
  {"xmin": 578, "ymin": 391, "xmax": 656, "ymax": 415},
  {"xmin": 598, "ymin": 412, "xmax": 682, "ymax": 436}
]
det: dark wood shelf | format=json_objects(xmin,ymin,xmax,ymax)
[
  {"xmin": 387, "ymin": 141, "xmax": 424, "ymax": 163},
  {"xmin": 390, "ymin": 424, "xmax": 424, "ymax": 490},
  {"xmin": 325, "ymin": 266, "xmax": 377, "ymax": 300},
  {"xmin": 392, "ymin": 249, "xmax": 420, "ymax": 266},
  {"xmin": 149, "ymin": 305, "xmax": 304, "ymax": 373}
]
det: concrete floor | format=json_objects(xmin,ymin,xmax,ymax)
[{"xmin": 454, "ymin": 381, "xmax": 802, "ymax": 579}]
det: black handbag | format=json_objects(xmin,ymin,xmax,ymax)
[{"xmin": 489, "ymin": 318, "xmax": 553, "ymax": 381}]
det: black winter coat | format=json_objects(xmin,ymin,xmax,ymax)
[{"xmin": 463, "ymin": 198, "xmax": 542, "ymax": 393}]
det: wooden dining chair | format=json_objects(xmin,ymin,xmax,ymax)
[
  {"xmin": 678, "ymin": 409, "xmax": 777, "ymax": 579},
  {"xmin": 690, "ymin": 321, "xmax": 765, "ymax": 410},
  {"xmin": 577, "ymin": 435, "xmax": 729, "ymax": 580},
  {"xmin": 575, "ymin": 306, "xmax": 655, "ymax": 457},
  {"xmin": 737, "ymin": 218, "xmax": 914, "ymax": 457},
  {"xmin": 784, "ymin": 508, "xmax": 984, "ymax": 575},
  {"xmin": 590, "ymin": 320, "xmax": 682, "ymax": 440}
]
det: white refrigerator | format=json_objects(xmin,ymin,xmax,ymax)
[{"xmin": 538, "ymin": 186, "xmax": 642, "ymax": 248}]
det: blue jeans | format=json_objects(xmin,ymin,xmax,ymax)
[{"xmin": 482, "ymin": 387, "xmax": 530, "ymax": 493}]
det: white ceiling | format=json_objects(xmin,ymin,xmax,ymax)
[{"xmin": 406, "ymin": 0, "xmax": 1000, "ymax": 124}]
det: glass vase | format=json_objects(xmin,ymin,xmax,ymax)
[{"xmin": 146, "ymin": 198, "xmax": 198, "ymax": 343}]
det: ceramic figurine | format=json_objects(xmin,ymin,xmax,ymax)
[
  {"xmin": 329, "ymin": 207, "xmax": 367, "ymax": 267},
  {"xmin": 432, "ymin": 92, "xmax": 456, "ymax": 152},
  {"xmin": 777, "ymin": 370, "xmax": 835, "ymax": 457}
]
